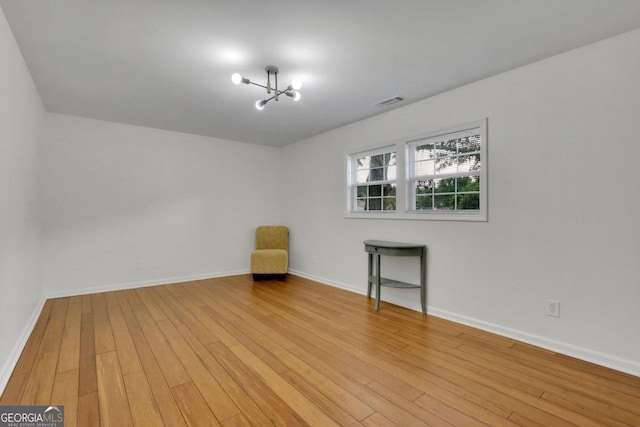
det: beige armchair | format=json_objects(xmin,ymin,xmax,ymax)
[{"xmin": 251, "ymin": 226, "xmax": 288, "ymax": 280}]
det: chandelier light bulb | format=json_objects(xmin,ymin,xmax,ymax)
[
  {"xmin": 255, "ymin": 100, "xmax": 266, "ymax": 110},
  {"xmin": 290, "ymin": 78, "xmax": 302, "ymax": 90},
  {"xmin": 231, "ymin": 73, "xmax": 243, "ymax": 85},
  {"xmin": 291, "ymin": 91, "xmax": 301, "ymax": 101}
]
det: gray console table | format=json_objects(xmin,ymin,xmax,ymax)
[{"xmin": 364, "ymin": 240, "xmax": 427, "ymax": 314}]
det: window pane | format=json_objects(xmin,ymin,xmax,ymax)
[
  {"xmin": 356, "ymin": 170, "xmax": 369, "ymax": 183},
  {"xmin": 357, "ymin": 186, "xmax": 367, "ymax": 197},
  {"xmin": 369, "ymin": 198, "xmax": 382, "ymax": 211},
  {"xmin": 415, "ymin": 160, "xmax": 435, "ymax": 176},
  {"xmin": 458, "ymin": 135, "xmax": 481, "ymax": 154},
  {"xmin": 415, "ymin": 143, "xmax": 435, "ymax": 161},
  {"xmin": 457, "ymin": 193, "xmax": 480, "ymax": 210},
  {"xmin": 387, "ymin": 164, "xmax": 397, "ymax": 180},
  {"xmin": 434, "ymin": 194, "xmax": 455, "ymax": 210},
  {"xmin": 369, "ymin": 185, "xmax": 382, "ymax": 197},
  {"xmin": 435, "ymin": 157, "xmax": 455, "ymax": 174},
  {"xmin": 356, "ymin": 199, "xmax": 367, "ymax": 211},
  {"xmin": 435, "ymin": 140, "xmax": 457, "ymax": 157},
  {"xmin": 456, "ymin": 176, "xmax": 480, "ymax": 192},
  {"xmin": 383, "ymin": 184, "xmax": 396, "ymax": 196},
  {"xmin": 384, "ymin": 152, "xmax": 396, "ymax": 167},
  {"xmin": 433, "ymin": 178, "xmax": 455, "ymax": 194},
  {"xmin": 356, "ymin": 156, "xmax": 369, "ymax": 169},
  {"xmin": 383, "ymin": 197, "xmax": 396, "ymax": 210},
  {"xmin": 457, "ymin": 154, "xmax": 481, "ymax": 173},
  {"xmin": 416, "ymin": 180, "xmax": 432, "ymax": 195},
  {"xmin": 415, "ymin": 195, "xmax": 433, "ymax": 210},
  {"xmin": 370, "ymin": 154, "xmax": 384, "ymax": 167},
  {"xmin": 370, "ymin": 167, "xmax": 384, "ymax": 181}
]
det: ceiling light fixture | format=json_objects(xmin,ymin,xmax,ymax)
[{"xmin": 231, "ymin": 65, "xmax": 302, "ymax": 110}]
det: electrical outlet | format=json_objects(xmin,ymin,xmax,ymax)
[
  {"xmin": 135, "ymin": 261, "xmax": 143, "ymax": 271},
  {"xmin": 546, "ymin": 300, "xmax": 560, "ymax": 317}
]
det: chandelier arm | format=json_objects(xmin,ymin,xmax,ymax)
[
  {"xmin": 247, "ymin": 81, "xmax": 268, "ymax": 90},
  {"xmin": 247, "ymin": 83, "xmax": 296, "ymax": 98},
  {"xmin": 273, "ymin": 88, "xmax": 294, "ymax": 96}
]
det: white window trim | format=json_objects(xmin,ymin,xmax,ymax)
[{"xmin": 345, "ymin": 118, "xmax": 487, "ymax": 222}]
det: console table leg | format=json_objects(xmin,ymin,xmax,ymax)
[
  {"xmin": 375, "ymin": 254, "xmax": 381, "ymax": 311},
  {"xmin": 420, "ymin": 250, "xmax": 427, "ymax": 314},
  {"xmin": 367, "ymin": 253, "xmax": 373, "ymax": 298}
]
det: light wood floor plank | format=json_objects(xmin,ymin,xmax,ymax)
[
  {"xmin": 207, "ymin": 341, "xmax": 304, "ymax": 426},
  {"xmin": 123, "ymin": 370, "xmax": 165, "ymax": 426},
  {"xmin": 282, "ymin": 370, "xmax": 364, "ymax": 427},
  {"xmin": 92, "ymin": 293, "xmax": 116, "ymax": 355},
  {"xmin": 220, "ymin": 413, "xmax": 252, "ymax": 427},
  {"xmin": 104, "ymin": 292, "xmax": 143, "ymax": 375},
  {"xmin": 172, "ymin": 381, "xmax": 221, "ymax": 427},
  {"xmin": 133, "ymin": 306, "xmax": 191, "ymax": 388},
  {"xmin": 2, "ymin": 274, "xmax": 639, "ymax": 426},
  {"xmin": 176, "ymin": 324, "xmax": 275, "ymax": 427},
  {"xmin": 57, "ymin": 296, "xmax": 82, "ymax": 374},
  {"xmin": 540, "ymin": 391, "xmax": 634, "ymax": 427},
  {"xmin": 156, "ymin": 318, "xmax": 239, "ymax": 422},
  {"xmin": 39, "ymin": 298, "xmax": 69, "ymax": 354},
  {"xmin": 78, "ymin": 392, "xmax": 100, "ymax": 427},
  {"xmin": 229, "ymin": 343, "xmax": 340, "ymax": 427},
  {"xmin": 277, "ymin": 348, "xmax": 375, "ymax": 421},
  {"xmin": 361, "ymin": 411, "xmax": 398, "ymax": 427},
  {"xmin": 127, "ymin": 329, "xmax": 187, "ymax": 427},
  {"xmin": 96, "ymin": 351, "xmax": 133, "ymax": 426},
  {"xmin": 78, "ymin": 312, "xmax": 97, "ymax": 396},
  {"xmin": 20, "ymin": 350, "xmax": 58, "ymax": 405},
  {"xmin": 51, "ymin": 368, "xmax": 79, "ymax": 427}
]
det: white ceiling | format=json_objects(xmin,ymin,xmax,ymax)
[{"xmin": 3, "ymin": 1, "xmax": 640, "ymax": 147}]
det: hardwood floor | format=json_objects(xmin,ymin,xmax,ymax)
[{"xmin": 2, "ymin": 274, "xmax": 639, "ymax": 426}]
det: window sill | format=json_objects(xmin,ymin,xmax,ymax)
[{"xmin": 344, "ymin": 211, "xmax": 487, "ymax": 222}]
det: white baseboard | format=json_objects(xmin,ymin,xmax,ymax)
[
  {"xmin": 0, "ymin": 297, "xmax": 46, "ymax": 394},
  {"xmin": 289, "ymin": 270, "xmax": 640, "ymax": 378},
  {"xmin": 44, "ymin": 269, "xmax": 250, "ymax": 299}
]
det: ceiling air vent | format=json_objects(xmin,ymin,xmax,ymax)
[{"xmin": 375, "ymin": 95, "xmax": 407, "ymax": 107}]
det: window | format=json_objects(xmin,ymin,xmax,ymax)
[
  {"xmin": 347, "ymin": 146, "xmax": 397, "ymax": 212},
  {"xmin": 408, "ymin": 125, "xmax": 483, "ymax": 214},
  {"xmin": 346, "ymin": 119, "xmax": 486, "ymax": 221}
]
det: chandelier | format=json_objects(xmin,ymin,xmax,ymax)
[{"xmin": 231, "ymin": 65, "xmax": 302, "ymax": 110}]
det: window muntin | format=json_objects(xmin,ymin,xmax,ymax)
[
  {"xmin": 409, "ymin": 127, "xmax": 483, "ymax": 213},
  {"xmin": 350, "ymin": 147, "xmax": 397, "ymax": 212}
]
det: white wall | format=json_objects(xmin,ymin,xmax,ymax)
[
  {"xmin": 0, "ymin": 7, "xmax": 45, "ymax": 389},
  {"xmin": 280, "ymin": 29, "xmax": 640, "ymax": 375},
  {"xmin": 42, "ymin": 114, "xmax": 281, "ymax": 296}
]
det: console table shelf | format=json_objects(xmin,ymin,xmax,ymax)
[
  {"xmin": 368, "ymin": 276, "xmax": 421, "ymax": 289},
  {"xmin": 364, "ymin": 240, "xmax": 427, "ymax": 314}
]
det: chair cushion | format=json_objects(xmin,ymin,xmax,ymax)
[
  {"xmin": 255, "ymin": 226, "xmax": 288, "ymax": 250},
  {"xmin": 251, "ymin": 249, "xmax": 288, "ymax": 274}
]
